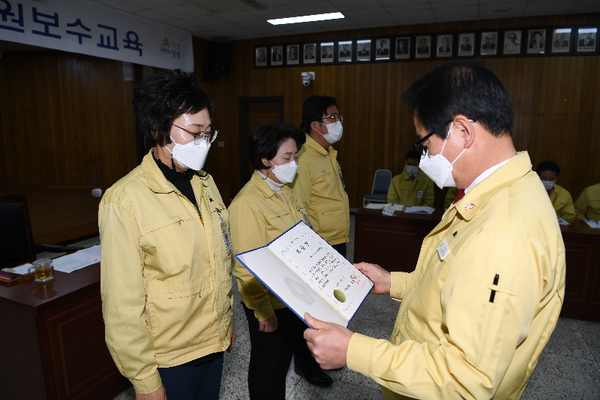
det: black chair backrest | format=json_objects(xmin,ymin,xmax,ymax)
[{"xmin": 0, "ymin": 194, "xmax": 36, "ymax": 269}]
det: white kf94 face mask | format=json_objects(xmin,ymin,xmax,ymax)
[
  {"xmin": 167, "ymin": 136, "xmax": 211, "ymax": 171},
  {"xmin": 320, "ymin": 121, "xmax": 343, "ymax": 144},
  {"xmin": 418, "ymin": 122, "xmax": 467, "ymax": 189},
  {"xmin": 271, "ymin": 160, "xmax": 299, "ymax": 184}
]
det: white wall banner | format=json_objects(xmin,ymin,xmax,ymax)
[{"xmin": 0, "ymin": 0, "xmax": 194, "ymax": 71}]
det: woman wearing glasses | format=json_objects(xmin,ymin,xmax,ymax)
[
  {"xmin": 229, "ymin": 122, "xmax": 332, "ymax": 399},
  {"xmin": 99, "ymin": 69, "xmax": 234, "ymax": 400}
]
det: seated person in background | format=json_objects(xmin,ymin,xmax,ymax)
[
  {"xmin": 444, "ymin": 187, "xmax": 460, "ymax": 209},
  {"xmin": 574, "ymin": 183, "xmax": 600, "ymax": 221},
  {"xmin": 536, "ymin": 160, "xmax": 576, "ymax": 222},
  {"xmin": 387, "ymin": 150, "xmax": 434, "ymax": 207}
]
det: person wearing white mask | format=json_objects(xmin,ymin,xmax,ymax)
[
  {"xmin": 229, "ymin": 122, "xmax": 332, "ymax": 398},
  {"xmin": 99, "ymin": 69, "xmax": 234, "ymax": 400},
  {"xmin": 387, "ymin": 149, "xmax": 434, "ymax": 206},
  {"xmin": 536, "ymin": 160, "xmax": 576, "ymax": 222},
  {"xmin": 291, "ymin": 95, "xmax": 350, "ymax": 257},
  {"xmin": 303, "ymin": 61, "xmax": 565, "ymax": 400}
]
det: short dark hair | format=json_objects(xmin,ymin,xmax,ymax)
[
  {"xmin": 405, "ymin": 150, "xmax": 421, "ymax": 161},
  {"xmin": 402, "ymin": 60, "xmax": 514, "ymax": 139},
  {"xmin": 249, "ymin": 122, "xmax": 306, "ymax": 170},
  {"xmin": 132, "ymin": 69, "xmax": 214, "ymax": 147},
  {"xmin": 536, "ymin": 160, "xmax": 560, "ymax": 176},
  {"xmin": 301, "ymin": 96, "xmax": 338, "ymax": 134}
]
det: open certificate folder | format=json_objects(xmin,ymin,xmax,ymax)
[{"xmin": 234, "ymin": 221, "xmax": 373, "ymax": 328}]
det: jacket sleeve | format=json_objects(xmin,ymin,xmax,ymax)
[
  {"xmin": 229, "ymin": 199, "xmax": 275, "ymax": 321},
  {"xmin": 559, "ymin": 196, "xmax": 577, "ymax": 222},
  {"xmin": 573, "ymin": 188, "xmax": 588, "ymax": 221},
  {"xmin": 290, "ymin": 158, "xmax": 313, "ymax": 210},
  {"xmin": 347, "ymin": 230, "xmax": 559, "ymax": 400},
  {"xmin": 99, "ymin": 202, "xmax": 163, "ymax": 395},
  {"xmin": 423, "ymin": 178, "xmax": 435, "ymax": 208},
  {"xmin": 387, "ymin": 177, "xmax": 401, "ymax": 204}
]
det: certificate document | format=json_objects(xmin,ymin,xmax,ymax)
[{"xmin": 234, "ymin": 221, "xmax": 373, "ymax": 327}]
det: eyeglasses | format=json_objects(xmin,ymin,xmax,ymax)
[
  {"xmin": 413, "ymin": 131, "xmax": 435, "ymax": 155},
  {"xmin": 322, "ymin": 115, "xmax": 343, "ymax": 124},
  {"xmin": 172, "ymin": 124, "xmax": 218, "ymax": 143}
]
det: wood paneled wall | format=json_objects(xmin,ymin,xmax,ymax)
[
  {"xmin": 0, "ymin": 50, "xmax": 139, "ymax": 187},
  {"xmin": 1, "ymin": 12, "xmax": 599, "ymax": 211},
  {"xmin": 201, "ymin": 13, "xmax": 600, "ymax": 207}
]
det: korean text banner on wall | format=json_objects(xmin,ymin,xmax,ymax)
[{"xmin": 0, "ymin": 0, "xmax": 194, "ymax": 71}]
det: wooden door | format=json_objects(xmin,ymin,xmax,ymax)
[{"xmin": 238, "ymin": 97, "xmax": 284, "ymax": 189}]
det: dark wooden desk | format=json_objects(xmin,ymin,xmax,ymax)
[
  {"xmin": 559, "ymin": 222, "xmax": 600, "ymax": 322},
  {"xmin": 354, "ymin": 209, "xmax": 600, "ymax": 322},
  {"xmin": 0, "ymin": 264, "xmax": 129, "ymax": 400},
  {"xmin": 354, "ymin": 208, "xmax": 443, "ymax": 272}
]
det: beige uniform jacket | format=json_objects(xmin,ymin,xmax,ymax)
[
  {"xmin": 387, "ymin": 168, "xmax": 435, "ymax": 207},
  {"xmin": 549, "ymin": 184, "xmax": 576, "ymax": 222},
  {"xmin": 574, "ymin": 183, "xmax": 600, "ymax": 221},
  {"xmin": 99, "ymin": 150, "xmax": 233, "ymax": 394},
  {"xmin": 291, "ymin": 135, "xmax": 350, "ymax": 245},
  {"xmin": 347, "ymin": 152, "xmax": 566, "ymax": 400},
  {"xmin": 229, "ymin": 172, "xmax": 309, "ymax": 321}
]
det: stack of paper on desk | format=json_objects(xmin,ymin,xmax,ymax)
[
  {"xmin": 52, "ymin": 245, "xmax": 101, "ymax": 273},
  {"xmin": 234, "ymin": 221, "xmax": 373, "ymax": 327},
  {"xmin": 404, "ymin": 206, "xmax": 435, "ymax": 214},
  {"xmin": 585, "ymin": 220, "xmax": 600, "ymax": 229}
]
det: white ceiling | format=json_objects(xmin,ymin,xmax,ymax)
[{"xmin": 87, "ymin": 0, "xmax": 600, "ymax": 42}]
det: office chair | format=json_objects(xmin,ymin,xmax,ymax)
[
  {"xmin": 0, "ymin": 194, "xmax": 82, "ymax": 270},
  {"xmin": 0, "ymin": 194, "xmax": 36, "ymax": 269},
  {"xmin": 363, "ymin": 169, "xmax": 392, "ymax": 207}
]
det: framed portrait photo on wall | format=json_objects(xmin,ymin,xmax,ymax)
[
  {"xmin": 287, "ymin": 44, "xmax": 299, "ymax": 65},
  {"xmin": 577, "ymin": 27, "xmax": 597, "ymax": 53},
  {"xmin": 338, "ymin": 40, "xmax": 352, "ymax": 62},
  {"xmin": 357, "ymin": 39, "xmax": 371, "ymax": 61},
  {"xmin": 375, "ymin": 38, "xmax": 390, "ymax": 60},
  {"xmin": 503, "ymin": 30, "xmax": 522, "ymax": 55},
  {"xmin": 271, "ymin": 45, "xmax": 283, "ymax": 65},
  {"xmin": 255, "ymin": 46, "xmax": 267, "ymax": 67},
  {"xmin": 458, "ymin": 33, "xmax": 474, "ymax": 56},
  {"xmin": 303, "ymin": 43, "xmax": 316, "ymax": 64},
  {"xmin": 551, "ymin": 28, "xmax": 571, "ymax": 53},
  {"xmin": 395, "ymin": 37, "xmax": 410, "ymax": 59},
  {"xmin": 415, "ymin": 35, "xmax": 431, "ymax": 58},
  {"xmin": 481, "ymin": 32, "xmax": 498, "ymax": 55},
  {"xmin": 436, "ymin": 34, "xmax": 453, "ymax": 58},
  {"xmin": 321, "ymin": 42, "xmax": 334, "ymax": 63},
  {"xmin": 527, "ymin": 29, "xmax": 546, "ymax": 54}
]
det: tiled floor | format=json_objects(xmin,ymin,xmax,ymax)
[{"xmin": 112, "ymin": 215, "xmax": 600, "ymax": 400}]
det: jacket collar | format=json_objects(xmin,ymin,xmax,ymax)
[
  {"xmin": 305, "ymin": 134, "xmax": 333, "ymax": 156},
  {"xmin": 141, "ymin": 149, "xmax": 208, "ymax": 194},
  {"xmin": 453, "ymin": 151, "xmax": 532, "ymax": 221},
  {"xmin": 250, "ymin": 170, "xmax": 291, "ymax": 200}
]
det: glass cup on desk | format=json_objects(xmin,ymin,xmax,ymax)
[{"xmin": 29, "ymin": 258, "xmax": 55, "ymax": 283}]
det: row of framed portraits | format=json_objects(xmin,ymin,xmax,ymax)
[{"xmin": 254, "ymin": 25, "xmax": 598, "ymax": 68}]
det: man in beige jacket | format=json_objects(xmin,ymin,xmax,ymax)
[{"xmin": 304, "ymin": 61, "xmax": 566, "ymax": 400}]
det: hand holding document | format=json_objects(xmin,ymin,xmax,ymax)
[{"xmin": 235, "ymin": 222, "xmax": 373, "ymax": 327}]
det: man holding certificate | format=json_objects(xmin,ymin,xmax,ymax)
[{"xmin": 304, "ymin": 61, "xmax": 566, "ymax": 400}]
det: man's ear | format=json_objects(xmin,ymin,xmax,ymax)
[
  {"xmin": 310, "ymin": 120, "xmax": 321, "ymax": 134},
  {"xmin": 453, "ymin": 115, "xmax": 475, "ymax": 149}
]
